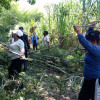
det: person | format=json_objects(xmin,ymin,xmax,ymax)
[
  {"xmin": 42, "ymin": 31, "xmax": 49, "ymax": 48},
  {"xmin": 73, "ymin": 25, "xmax": 100, "ymax": 100},
  {"xmin": 28, "ymin": 35, "xmax": 31, "ymax": 44},
  {"xmin": 19, "ymin": 27, "xmax": 30, "ymax": 71},
  {"xmin": 31, "ymin": 32, "xmax": 39, "ymax": 50},
  {"xmin": 8, "ymin": 30, "xmax": 25, "ymax": 79}
]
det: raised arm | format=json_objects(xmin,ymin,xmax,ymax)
[{"xmin": 73, "ymin": 25, "xmax": 100, "ymax": 56}]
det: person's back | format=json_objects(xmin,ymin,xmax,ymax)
[
  {"xmin": 23, "ymin": 33, "xmax": 30, "ymax": 50},
  {"xmin": 83, "ymin": 42, "xmax": 100, "ymax": 79},
  {"xmin": 78, "ymin": 30, "xmax": 100, "ymax": 79},
  {"xmin": 74, "ymin": 25, "xmax": 100, "ymax": 100},
  {"xmin": 19, "ymin": 27, "xmax": 30, "ymax": 71}
]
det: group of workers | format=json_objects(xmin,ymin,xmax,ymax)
[
  {"xmin": 3, "ymin": 21, "xmax": 100, "ymax": 99},
  {"xmin": 31, "ymin": 31, "xmax": 49, "ymax": 50},
  {"xmin": 6, "ymin": 27, "xmax": 49, "ymax": 80}
]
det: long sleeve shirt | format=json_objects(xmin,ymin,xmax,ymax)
[
  {"xmin": 8, "ymin": 39, "xmax": 25, "ymax": 60},
  {"xmin": 23, "ymin": 33, "xmax": 30, "ymax": 50},
  {"xmin": 78, "ymin": 34, "xmax": 100, "ymax": 79}
]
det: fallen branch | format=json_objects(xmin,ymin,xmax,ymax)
[
  {"xmin": 47, "ymin": 63, "xmax": 67, "ymax": 74},
  {"xmin": 30, "ymin": 53, "xmax": 59, "ymax": 59},
  {"xmin": 2, "ymin": 80, "xmax": 19, "ymax": 88},
  {"xmin": 31, "ymin": 58, "xmax": 67, "ymax": 74},
  {"xmin": 30, "ymin": 47, "xmax": 76, "ymax": 60}
]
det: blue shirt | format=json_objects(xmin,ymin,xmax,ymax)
[
  {"xmin": 31, "ymin": 35, "xmax": 39, "ymax": 44},
  {"xmin": 78, "ymin": 34, "xmax": 100, "ymax": 79}
]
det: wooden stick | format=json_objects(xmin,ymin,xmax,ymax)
[
  {"xmin": 92, "ymin": 21, "xmax": 100, "ymax": 23},
  {"xmin": 79, "ymin": 24, "xmax": 92, "ymax": 27},
  {"xmin": 0, "ymin": 41, "xmax": 8, "ymax": 46},
  {"xmin": 0, "ymin": 44, "xmax": 33, "ymax": 61},
  {"xmin": 8, "ymin": 50, "xmax": 33, "ymax": 61},
  {"xmin": 79, "ymin": 21, "xmax": 100, "ymax": 27}
]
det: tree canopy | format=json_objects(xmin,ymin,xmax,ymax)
[{"xmin": 0, "ymin": 0, "xmax": 36, "ymax": 9}]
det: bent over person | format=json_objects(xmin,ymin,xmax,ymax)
[
  {"xmin": 74, "ymin": 25, "xmax": 100, "ymax": 100},
  {"xmin": 8, "ymin": 30, "xmax": 25, "ymax": 79}
]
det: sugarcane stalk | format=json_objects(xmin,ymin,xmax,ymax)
[
  {"xmin": 32, "ymin": 58, "xmax": 67, "ymax": 74},
  {"xmin": 0, "ymin": 43, "xmax": 33, "ymax": 61},
  {"xmin": 0, "ymin": 41, "xmax": 8, "ymax": 46},
  {"xmin": 79, "ymin": 21, "xmax": 100, "ymax": 27},
  {"xmin": 8, "ymin": 50, "xmax": 33, "ymax": 61}
]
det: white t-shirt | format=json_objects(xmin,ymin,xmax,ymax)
[
  {"xmin": 8, "ymin": 39, "xmax": 25, "ymax": 60},
  {"xmin": 42, "ymin": 35, "xmax": 49, "ymax": 45}
]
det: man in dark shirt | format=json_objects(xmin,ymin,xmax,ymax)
[{"xmin": 19, "ymin": 27, "xmax": 30, "ymax": 71}]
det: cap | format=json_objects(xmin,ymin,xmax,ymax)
[
  {"xmin": 86, "ymin": 31, "xmax": 98, "ymax": 38},
  {"xmin": 13, "ymin": 30, "xmax": 23, "ymax": 37},
  {"xmin": 85, "ymin": 30, "xmax": 100, "ymax": 44}
]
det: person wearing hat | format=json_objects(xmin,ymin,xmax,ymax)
[
  {"xmin": 8, "ymin": 30, "xmax": 25, "ymax": 79},
  {"xmin": 85, "ymin": 22, "xmax": 96, "ymax": 36},
  {"xmin": 73, "ymin": 25, "xmax": 100, "ymax": 100}
]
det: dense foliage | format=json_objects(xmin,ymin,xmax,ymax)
[{"xmin": 0, "ymin": 2, "xmax": 43, "ymax": 41}]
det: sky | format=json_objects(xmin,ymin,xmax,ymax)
[
  {"xmin": 35, "ymin": 0, "xmax": 63, "ymax": 6},
  {"xmin": 18, "ymin": 0, "xmax": 63, "ymax": 12}
]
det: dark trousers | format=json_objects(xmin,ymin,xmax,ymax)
[
  {"xmin": 78, "ymin": 79, "xmax": 96, "ymax": 100},
  {"xmin": 8, "ymin": 58, "xmax": 23, "ymax": 79},
  {"xmin": 24, "ymin": 48, "xmax": 28, "ymax": 71},
  {"xmin": 33, "ymin": 43, "xmax": 37, "ymax": 50}
]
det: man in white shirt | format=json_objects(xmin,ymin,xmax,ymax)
[{"xmin": 42, "ymin": 31, "xmax": 49, "ymax": 47}]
